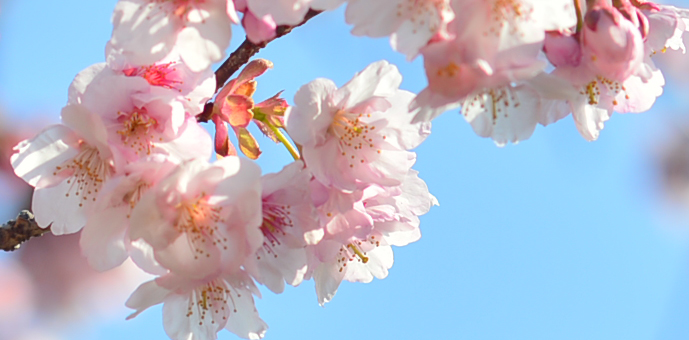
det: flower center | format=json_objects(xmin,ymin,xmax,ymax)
[
  {"xmin": 123, "ymin": 62, "xmax": 182, "ymax": 90},
  {"xmin": 123, "ymin": 181, "xmax": 152, "ymax": 217},
  {"xmin": 464, "ymin": 87, "xmax": 520, "ymax": 123},
  {"xmin": 175, "ymin": 193, "xmax": 226, "ymax": 259},
  {"xmin": 116, "ymin": 108, "xmax": 159, "ymax": 156},
  {"xmin": 186, "ymin": 279, "xmax": 236, "ymax": 326},
  {"xmin": 397, "ymin": 0, "xmax": 449, "ymax": 34},
  {"xmin": 53, "ymin": 143, "xmax": 112, "ymax": 207},
  {"xmin": 335, "ymin": 237, "xmax": 380, "ymax": 273},
  {"xmin": 257, "ymin": 202, "xmax": 293, "ymax": 260},
  {"xmin": 436, "ymin": 62, "xmax": 461, "ymax": 78},
  {"xmin": 579, "ymin": 76, "xmax": 628, "ymax": 106},
  {"xmin": 487, "ymin": 0, "xmax": 534, "ymax": 36},
  {"xmin": 149, "ymin": 0, "xmax": 205, "ymax": 19},
  {"xmin": 329, "ymin": 110, "xmax": 383, "ymax": 169}
]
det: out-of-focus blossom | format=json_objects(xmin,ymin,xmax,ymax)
[
  {"xmin": 245, "ymin": 0, "xmax": 344, "ymax": 26},
  {"xmin": 109, "ymin": 0, "xmax": 238, "ymax": 72},
  {"xmin": 344, "ymin": 0, "xmax": 454, "ymax": 59},
  {"xmin": 411, "ymin": 0, "xmax": 577, "ymax": 122}
]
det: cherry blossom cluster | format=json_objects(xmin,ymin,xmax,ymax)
[
  {"xmin": 8, "ymin": 1, "xmax": 435, "ymax": 340},
  {"xmin": 399, "ymin": 0, "xmax": 689, "ymax": 144},
  {"xmin": 245, "ymin": 0, "xmax": 689, "ymax": 145},
  {"xmin": 8, "ymin": 0, "xmax": 689, "ymax": 339}
]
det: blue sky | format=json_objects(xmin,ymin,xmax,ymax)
[{"xmin": 2, "ymin": 1, "xmax": 689, "ymax": 339}]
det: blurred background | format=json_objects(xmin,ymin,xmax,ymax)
[{"xmin": 3, "ymin": 1, "xmax": 689, "ymax": 339}]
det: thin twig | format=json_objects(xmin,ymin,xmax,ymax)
[
  {"xmin": 0, "ymin": 210, "xmax": 50, "ymax": 252},
  {"xmin": 197, "ymin": 9, "xmax": 323, "ymax": 123}
]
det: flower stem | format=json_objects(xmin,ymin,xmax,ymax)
[
  {"xmin": 265, "ymin": 120, "xmax": 300, "ymax": 160},
  {"xmin": 574, "ymin": 0, "xmax": 584, "ymax": 33}
]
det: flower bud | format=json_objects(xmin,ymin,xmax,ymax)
[
  {"xmin": 582, "ymin": 4, "xmax": 645, "ymax": 81},
  {"xmin": 544, "ymin": 30, "xmax": 582, "ymax": 68}
]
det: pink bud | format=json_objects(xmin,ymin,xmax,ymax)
[
  {"xmin": 543, "ymin": 30, "xmax": 582, "ymax": 68},
  {"xmin": 582, "ymin": 4, "xmax": 645, "ymax": 81}
]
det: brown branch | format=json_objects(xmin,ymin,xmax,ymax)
[
  {"xmin": 197, "ymin": 9, "xmax": 323, "ymax": 123},
  {"xmin": 0, "ymin": 210, "xmax": 50, "ymax": 252}
]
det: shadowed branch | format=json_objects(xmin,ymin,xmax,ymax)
[{"xmin": 0, "ymin": 210, "xmax": 50, "ymax": 252}]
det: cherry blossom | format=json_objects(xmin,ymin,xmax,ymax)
[
  {"xmin": 69, "ymin": 63, "xmax": 213, "ymax": 163},
  {"xmin": 546, "ymin": 61, "xmax": 665, "ymax": 141},
  {"xmin": 80, "ymin": 155, "xmax": 178, "ymax": 272},
  {"xmin": 109, "ymin": 0, "xmax": 238, "ymax": 72},
  {"xmin": 243, "ymin": 161, "xmax": 320, "ymax": 294},
  {"xmin": 312, "ymin": 170, "xmax": 437, "ymax": 305},
  {"xmin": 410, "ymin": 0, "xmax": 577, "ymax": 122},
  {"xmin": 344, "ymin": 0, "xmax": 454, "ymax": 59},
  {"xmin": 11, "ymin": 105, "xmax": 118, "ymax": 235},
  {"xmin": 285, "ymin": 60, "xmax": 430, "ymax": 191},
  {"xmin": 126, "ymin": 271, "xmax": 267, "ymax": 340},
  {"xmin": 642, "ymin": 3, "xmax": 689, "ymax": 54},
  {"xmin": 129, "ymin": 157, "xmax": 263, "ymax": 280}
]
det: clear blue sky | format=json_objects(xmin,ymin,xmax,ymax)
[{"xmin": 2, "ymin": 1, "xmax": 689, "ymax": 339}]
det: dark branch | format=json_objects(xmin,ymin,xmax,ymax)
[
  {"xmin": 0, "ymin": 210, "xmax": 50, "ymax": 252},
  {"xmin": 197, "ymin": 9, "xmax": 323, "ymax": 123}
]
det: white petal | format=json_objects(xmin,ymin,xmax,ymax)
[
  {"xmin": 129, "ymin": 239, "xmax": 169, "ymax": 276},
  {"xmin": 32, "ymin": 182, "xmax": 90, "ymax": 235},
  {"xmin": 285, "ymin": 78, "xmax": 338, "ymax": 146},
  {"xmin": 176, "ymin": 9, "xmax": 232, "ymax": 73},
  {"xmin": 313, "ymin": 261, "xmax": 345, "ymax": 306},
  {"xmin": 80, "ymin": 205, "xmax": 129, "ymax": 271},
  {"xmin": 336, "ymin": 60, "xmax": 402, "ymax": 109},
  {"xmin": 11, "ymin": 125, "xmax": 80, "ymax": 188},
  {"xmin": 125, "ymin": 279, "xmax": 172, "ymax": 320}
]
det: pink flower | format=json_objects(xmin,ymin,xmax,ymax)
[
  {"xmin": 126, "ymin": 271, "xmax": 267, "ymax": 340},
  {"xmin": 410, "ymin": 0, "xmax": 577, "ymax": 122},
  {"xmin": 243, "ymin": 161, "xmax": 320, "ymax": 293},
  {"xmin": 109, "ymin": 0, "xmax": 238, "ymax": 72},
  {"xmin": 310, "ymin": 170, "xmax": 437, "ymax": 305},
  {"xmin": 459, "ymin": 74, "xmax": 567, "ymax": 146},
  {"xmin": 542, "ymin": 60, "xmax": 665, "ymax": 141},
  {"xmin": 411, "ymin": 38, "xmax": 546, "ymax": 122},
  {"xmin": 11, "ymin": 105, "xmax": 118, "ymax": 235},
  {"xmin": 69, "ymin": 63, "xmax": 213, "ymax": 163},
  {"xmin": 642, "ymin": 4, "xmax": 689, "ymax": 54},
  {"xmin": 344, "ymin": 0, "xmax": 454, "ymax": 59},
  {"xmin": 80, "ymin": 155, "xmax": 178, "ymax": 272},
  {"xmin": 129, "ymin": 157, "xmax": 263, "ymax": 280},
  {"xmin": 285, "ymin": 60, "xmax": 430, "ymax": 191}
]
